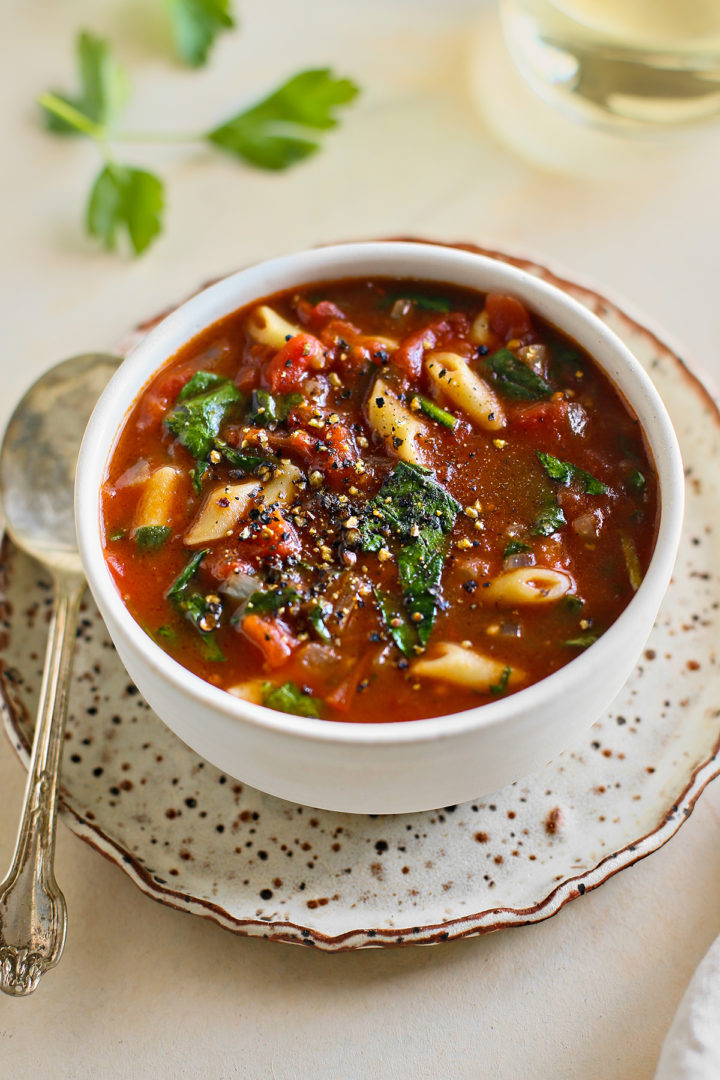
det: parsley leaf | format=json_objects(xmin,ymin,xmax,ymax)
[
  {"xmin": 43, "ymin": 31, "xmax": 129, "ymax": 135},
  {"xmin": 87, "ymin": 164, "xmax": 164, "ymax": 255},
  {"xmin": 490, "ymin": 665, "xmax": 512, "ymax": 695},
  {"xmin": 262, "ymin": 681, "xmax": 322, "ymax": 718},
  {"xmin": 165, "ymin": 376, "xmax": 240, "ymax": 458},
  {"xmin": 361, "ymin": 463, "xmax": 460, "ymax": 653},
  {"xmin": 487, "ymin": 349, "xmax": 552, "ymax": 401},
  {"xmin": 207, "ymin": 68, "xmax": 359, "ymax": 170},
  {"xmin": 166, "ymin": 0, "xmax": 235, "ymax": 67},
  {"xmin": 536, "ymin": 451, "xmax": 607, "ymax": 495},
  {"xmin": 531, "ymin": 502, "xmax": 566, "ymax": 537}
]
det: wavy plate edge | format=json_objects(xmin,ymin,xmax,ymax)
[{"xmin": 2, "ymin": 239, "xmax": 719, "ymax": 951}]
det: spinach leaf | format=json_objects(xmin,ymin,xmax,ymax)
[
  {"xmin": 412, "ymin": 394, "xmax": 457, "ymax": 431},
  {"xmin": 564, "ymin": 595, "xmax": 584, "ymax": 613},
  {"xmin": 531, "ymin": 503, "xmax": 566, "ymax": 537},
  {"xmin": 135, "ymin": 525, "xmax": 171, "ymax": 551},
  {"xmin": 191, "ymin": 461, "xmax": 210, "ymax": 494},
  {"xmin": 503, "ymin": 540, "xmax": 531, "ymax": 557},
  {"xmin": 397, "ymin": 536, "xmax": 445, "ymax": 647},
  {"xmin": 213, "ymin": 438, "xmax": 275, "ymax": 474},
  {"xmin": 565, "ymin": 632, "xmax": 599, "ymax": 648},
  {"xmin": 361, "ymin": 463, "xmax": 460, "ymax": 651},
  {"xmin": 245, "ymin": 586, "xmax": 301, "ymax": 615},
  {"xmin": 262, "ymin": 681, "xmax": 323, "ymax": 718},
  {"xmin": 249, "ymin": 389, "xmax": 303, "ymax": 427},
  {"xmin": 360, "ymin": 462, "xmax": 459, "ymax": 550},
  {"xmin": 487, "ymin": 349, "xmax": 552, "ymax": 401},
  {"xmin": 374, "ymin": 590, "xmax": 417, "ymax": 658},
  {"xmin": 536, "ymin": 451, "xmax": 607, "ymax": 495},
  {"xmin": 165, "ymin": 550, "xmax": 225, "ymax": 661},
  {"xmin": 167, "ymin": 549, "xmax": 208, "ymax": 599},
  {"xmin": 626, "ymin": 468, "xmax": 646, "ymax": 493},
  {"xmin": 553, "ymin": 345, "xmax": 582, "ymax": 376},
  {"xmin": 490, "ymin": 665, "xmax": 511, "ymax": 695},
  {"xmin": 178, "ymin": 371, "xmax": 225, "ymax": 402},
  {"xmin": 166, "ymin": 377, "xmax": 240, "ymax": 459},
  {"xmin": 307, "ymin": 604, "xmax": 333, "ymax": 642}
]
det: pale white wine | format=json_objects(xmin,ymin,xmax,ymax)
[{"xmin": 501, "ymin": 0, "xmax": 720, "ymax": 128}]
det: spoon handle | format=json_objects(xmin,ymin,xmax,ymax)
[{"xmin": 0, "ymin": 571, "xmax": 84, "ymax": 996}]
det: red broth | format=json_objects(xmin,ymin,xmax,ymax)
[{"xmin": 101, "ymin": 279, "xmax": 658, "ymax": 723}]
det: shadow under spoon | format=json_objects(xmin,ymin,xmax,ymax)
[{"xmin": 0, "ymin": 354, "xmax": 120, "ymax": 995}]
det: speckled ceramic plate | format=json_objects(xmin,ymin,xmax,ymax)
[{"xmin": 2, "ymin": 243, "xmax": 719, "ymax": 951}]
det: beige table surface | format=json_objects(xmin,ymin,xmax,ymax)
[{"xmin": 2, "ymin": 1, "xmax": 720, "ymax": 1077}]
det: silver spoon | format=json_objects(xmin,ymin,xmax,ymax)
[{"xmin": 0, "ymin": 354, "xmax": 120, "ymax": 996}]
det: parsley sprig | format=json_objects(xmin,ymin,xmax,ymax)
[
  {"xmin": 167, "ymin": 0, "xmax": 235, "ymax": 67},
  {"xmin": 38, "ymin": 32, "xmax": 359, "ymax": 255}
]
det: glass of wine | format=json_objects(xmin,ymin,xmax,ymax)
[{"xmin": 500, "ymin": 0, "xmax": 720, "ymax": 129}]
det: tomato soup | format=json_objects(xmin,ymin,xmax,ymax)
[{"xmin": 101, "ymin": 279, "xmax": 658, "ymax": 722}]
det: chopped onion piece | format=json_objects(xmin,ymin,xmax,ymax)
[
  {"xmin": 503, "ymin": 551, "xmax": 535, "ymax": 571},
  {"xmin": 304, "ymin": 376, "xmax": 329, "ymax": 404},
  {"xmin": 572, "ymin": 510, "xmax": 602, "ymax": 539},
  {"xmin": 115, "ymin": 459, "xmax": 150, "ymax": 489},
  {"xmin": 390, "ymin": 298, "xmax": 412, "ymax": 319},
  {"xmin": 568, "ymin": 402, "xmax": 589, "ymax": 436},
  {"xmin": 499, "ymin": 620, "xmax": 522, "ymax": 637},
  {"xmin": 219, "ymin": 572, "xmax": 261, "ymax": 601},
  {"xmin": 517, "ymin": 344, "xmax": 549, "ymax": 377}
]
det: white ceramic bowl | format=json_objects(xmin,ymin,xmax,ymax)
[{"xmin": 75, "ymin": 242, "xmax": 684, "ymax": 814}]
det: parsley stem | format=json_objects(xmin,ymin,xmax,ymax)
[
  {"xmin": 37, "ymin": 93, "xmax": 104, "ymax": 140},
  {"xmin": 110, "ymin": 131, "xmax": 202, "ymax": 144}
]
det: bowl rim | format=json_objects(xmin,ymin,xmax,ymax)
[{"xmin": 75, "ymin": 240, "xmax": 685, "ymax": 748}]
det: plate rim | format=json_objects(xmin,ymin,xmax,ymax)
[{"xmin": 2, "ymin": 238, "xmax": 719, "ymax": 951}]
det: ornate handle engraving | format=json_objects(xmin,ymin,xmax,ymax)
[{"xmin": 0, "ymin": 572, "xmax": 83, "ymax": 996}]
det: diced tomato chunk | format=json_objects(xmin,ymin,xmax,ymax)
[
  {"xmin": 513, "ymin": 400, "xmax": 571, "ymax": 438},
  {"xmin": 241, "ymin": 613, "xmax": 298, "ymax": 669},
  {"xmin": 296, "ymin": 298, "xmax": 347, "ymax": 330},
  {"xmin": 266, "ymin": 333, "xmax": 326, "ymax": 393},
  {"xmin": 205, "ymin": 551, "xmax": 256, "ymax": 581},
  {"xmin": 394, "ymin": 327, "xmax": 436, "ymax": 379},
  {"xmin": 486, "ymin": 294, "xmax": 532, "ymax": 341},
  {"xmin": 247, "ymin": 513, "xmax": 301, "ymax": 560},
  {"xmin": 513, "ymin": 400, "xmax": 590, "ymax": 452},
  {"xmin": 394, "ymin": 313, "xmax": 471, "ymax": 378}
]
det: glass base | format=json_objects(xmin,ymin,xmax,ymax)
[{"xmin": 501, "ymin": 0, "xmax": 720, "ymax": 130}]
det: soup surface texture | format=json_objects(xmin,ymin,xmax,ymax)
[{"xmin": 102, "ymin": 279, "xmax": 658, "ymax": 723}]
